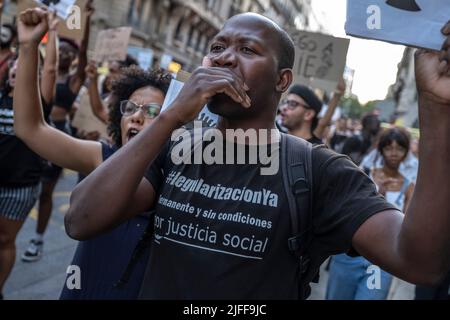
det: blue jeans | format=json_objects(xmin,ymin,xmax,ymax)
[{"xmin": 326, "ymin": 254, "xmax": 393, "ymax": 300}]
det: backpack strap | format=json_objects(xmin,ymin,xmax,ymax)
[
  {"xmin": 280, "ymin": 133, "xmax": 314, "ymax": 299},
  {"xmin": 114, "ymin": 213, "xmax": 155, "ymax": 289}
]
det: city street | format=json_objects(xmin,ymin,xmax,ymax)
[
  {"xmin": 4, "ymin": 170, "xmax": 78, "ymax": 300},
  {"xmin": 3, "ymin": 170, "xmax": 416, "ymax": 300}
]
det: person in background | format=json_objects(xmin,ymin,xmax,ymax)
[
  {"xmin": 326, "ymin": 127, "xmax": 415, "ymax": 300},
  {"xmin": 342, "ymin": 113, "xmax": 381, "ymax": 166},
  {"xmin": 279, "ymin": 84, "xmax": 324, "ymax": 145},
  {"xmin": 22, "ymin": 0, "xmax": 94, "ymax": 262},
  {"xmin": 314, "ymin": 79, "xmax": 346, "ymax": 142},
  {"xmin": 0, "ymin": 23, "xmax": 16, "ymax": 89},
  {"xmin": 85, "ymin": 55, "xmax": 138, "ymax": 124},
  {"xmin": 0, "ymin": 10, "xmax": 58, "ymax": 299},
  {"xmin": 13, "ymin": 7, "xmax": 172, "ymax": 299},
  {"xmin": 329, "ymin": 117, "xmax": 350, "ymax": 153}
]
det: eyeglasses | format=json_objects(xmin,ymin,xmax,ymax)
[
  {"xmin": 120, "ymin": 100, "xmax": 161, "ymax": 118},
  {"xmin": 280, "ymin": 99, "xmax": 311, "ymax": 110}
]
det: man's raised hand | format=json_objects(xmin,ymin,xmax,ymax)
[{"xmin": 415, "ymin": 20, "xmax": 450, "ymax": 105}]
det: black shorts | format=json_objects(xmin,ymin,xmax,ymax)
[{"xmin": 0, "ymin": 184, "xmax": 41, "ymax": 221}]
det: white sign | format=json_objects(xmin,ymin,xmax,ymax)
[
  {"xmin": 162, "ymin": 79, "xmax": 218, "ymax": 128},
  {"xmin": 127, "ymin": 46, "xmax": 154, "ymax": 70},
  {"xmin": 71, "ymin": 88, "xmax": 109, "ymax": 139},
  {"xmin": 34, "ymin": 0, "xmax": 76, "ymax": 20},
  {"xmin": 160, "ymin": 54, "xmax": 173, "ymax": 70},
  {"xmin": 345, "ymin": 0, "xmax": 450, "ymax": 50},
  {"xmin": 291, "ymin": 31, "xmax": 349, "ymax": 93}
]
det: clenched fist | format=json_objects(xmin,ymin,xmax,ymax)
[
  {"xmin": 18, "ymin": 8, "xmax": 49, "ymax": 47},
  {"xmin": 415, "ymin": 20, "xmax": 450, "ymax": 105}
]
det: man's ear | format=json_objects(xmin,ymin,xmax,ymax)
[
  {"xmin": 276, "ymin": 68, "xmax": 293, "ymax": 93},
  {"xmin": 305, "ymin": 109, "xmax": 315, "ymax": 122}
]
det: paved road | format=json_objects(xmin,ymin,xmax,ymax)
[
  {"xmin": 3, "ymin": 169, "xmax": 416, "ymax": 300},
  {"xmin": 4, "ymin": 170, "xmax": 78, "ymax": 300}
]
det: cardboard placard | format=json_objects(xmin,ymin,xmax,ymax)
[
  {"xmin": 291, "ymin": 30, "xmax": 350, "ymax": 93},
  {"xmin": 18, "ymin": 0, "xmax": 87, "ymax": 42},
  {"xmin": 71, "ymin": 88, "xmax": 108, "ymax": 139},
  {"xmin": 345, "ymin": 0, "xmax": 450, "ymax": 50},
  {"xmin": 93, "ymin": 27, "xmax": 132, "ymax": 62}
]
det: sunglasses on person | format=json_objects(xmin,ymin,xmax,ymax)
[
  {"xmin": 280, "ymin": 99, "xmax": 311, "ymax": 110},
  {"xmin": 120, "ymin": 100, "xmax": 161, "ymax": 118}
]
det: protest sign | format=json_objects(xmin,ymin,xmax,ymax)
[
  {"xmin": 291, "ymin": 30, "xmax": 349, "ymax": 93},
  {"xmin": 127, "ymin": 46, "xmax": 154, "ymax": 70},
  {"xmin": 345, "ymin": 0, "xmax": 450, "ymax": 50},
  {"xmin": 93, "ymin": 27, "xmax": 132, "ymax": 62},
  {"xmin": 71, "ymin": 88, "xmax": 109, "ymax": 139},
  {"xmin": 18, "ymin": 0, "xmax": 87, "ymax": 42}
]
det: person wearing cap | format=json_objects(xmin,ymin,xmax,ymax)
[{"xmin": 279, "ymin": 84, "xmax": 324, "ymax": 145}]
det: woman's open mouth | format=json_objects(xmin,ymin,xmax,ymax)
[{"xmin": 127, "ymin": 128, "xmax": 140, "ymax": 140}]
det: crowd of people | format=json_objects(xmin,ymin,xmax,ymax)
[{"xmin": 1, "ymin": 3, "xmax": 450, "ymax": 301}]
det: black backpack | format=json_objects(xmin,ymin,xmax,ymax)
[
  {"xmin": 116, "ymin": 132, "xmax": 319, "ymax": 300},
  {"xmin": 280, "ymin": 133, "xmax": 319, "ymax": 300}
]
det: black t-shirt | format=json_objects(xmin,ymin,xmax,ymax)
[
  {"xmin": 307, "ymin": 135, "xmax": 323, "ymax": 146},
  {"xmin": 0, "ymin": 93, "xmax": 52, "ymax": 187},
  {"xmin": 342, "ymin": 134, "xmax": 372, "ymax": 165},
  {"xmin": 330, "ymin": 133, "xmax": 348, "ymax": 153},
  {"xmin": 54, "ymin": 77, "xmax": 78, "ymax": 112},
  {"xmin": 141, "ymin": 131, "xmax": 396, "ymax": 299}
]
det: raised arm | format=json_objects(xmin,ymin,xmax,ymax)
[
  {"xmin": 85, "ymin": 60, "xmax": 109, "ymax": 123},
  {"xmin": 314, "ymin": 79, "xmax": 345, "ymax": 139},
  {"xmin": 65, "ymin": 58, "xmax": 252, "ymax": 240},
  {"xmin": 352, "ymin": 22, "xmax": 450, "ymax": 286},
  {"xmin": 39, "ymin": 11, "xmax": 58, "ymax": 107},
  {"xmin": 14, "ymin": 8, "xmax": 102, "ymax": 176},
  {"xmin": 0, "ymin": 0, "xmax": 3, "ymax": 28},
  {"xmin": 69, "ymin": 0, "xmax": 94, "ymax": 94}
]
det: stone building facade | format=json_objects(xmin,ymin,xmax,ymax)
[
  {"xmin": 4, "ymin": 0, "xmax": 313, "ymax": 71},
  {"xmin": 387, "ymin": 47, "xmax": 418, "ymax": 128}
]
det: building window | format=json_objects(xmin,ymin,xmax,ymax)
[
  {"xmin": 174, "ymin": 17, "xmax": 184, "ymax": 42},
  {"xmin": 187, "ymin": 26, "xmax": 196, "ymax": 48},
  {"xmin": 128, "ymin": 0, "xmax": 144, "ymax": 27}
]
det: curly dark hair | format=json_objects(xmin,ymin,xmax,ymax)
[{"xmin": 107, "ymin": 66, "xmax": 172, "ymax": 147}]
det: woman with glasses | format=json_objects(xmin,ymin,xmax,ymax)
[{"xmin": 13, "ymin": 8, "xmax": 171, "ymax": 299}]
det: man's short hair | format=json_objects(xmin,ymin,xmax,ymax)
[
  {"xmin": 229, "ymin": 13, "xmax": 295, "ymax": 70},
  {"xmin": 276, "ymin": 29, "xmax": 295, "ymax": 70}
]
